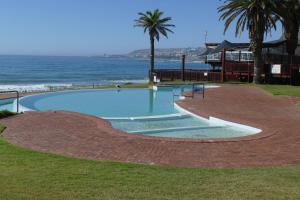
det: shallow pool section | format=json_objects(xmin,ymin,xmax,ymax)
[
  {"xmin": 110, "ymin": 115, "xmax": 253, "ymax": 138},
  {"xmin": 0, "ymin": 98, "xmax": 16, "ymax": 112},
  {"xmin": 17, "ymin": 86, "xmax": 260, "ymax": 139}
]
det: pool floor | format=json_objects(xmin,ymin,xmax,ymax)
[{"xmin": 110, "ymin": 114, "xmax": 253, "ymax": 138}]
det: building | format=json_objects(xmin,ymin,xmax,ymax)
[
  {"xmin": 202, "ymin": 34, "xmax": 300, "ymax": 85},
  {"xmin": 153, "ymin": 33, "xmax": 300, "ymax": 85}
]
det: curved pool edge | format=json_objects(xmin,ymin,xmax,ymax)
[
  {"xmin": 14, "ymin": 87, "xmax": 154, "ymax": 113},
  {"xmin": 3, "ymin": 85, "xmax": 298, "ymax": 168},
  {"xmin": 11, "ymin": 109, "xmax": 275, "ymax": 144},
  {"xmin": 174, "ymin": 103, "xmax": 262, "ymax": 135},
  {"xmin": 172, "ymin": 101, "xmax": 278, "ymax": 143},
  {"xmin": 1, "ymin": 110, "xmax": 295, "ymax": 168},
  {"xmin": 12, "ymin": 88, "xmax": 278, "ymax": 142}
]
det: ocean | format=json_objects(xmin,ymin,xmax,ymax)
[{"xmin": 0, "ymin": 55, "xmax": 209, "ymax": 91}]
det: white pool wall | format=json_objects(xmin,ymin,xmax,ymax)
[{"xmin": 174, "ymin": 103, "xmax": 262, "ymax": 134}]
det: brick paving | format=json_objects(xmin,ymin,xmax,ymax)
[{"xmin": 1, "ymin": 85, "xmax": 300, "ymax": 168}]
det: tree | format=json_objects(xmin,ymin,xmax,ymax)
[
  {"xmin": 274, "ymin": 0, "xmax": 300, "ymax": 56},
  {"xmin": 134, "ymin": 9, "xmax": 175, "ymax": 83},
  {"xmin": 218, "ymin": 0, "xmax": 278, "ymax": 83}
]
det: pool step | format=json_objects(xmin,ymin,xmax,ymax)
[
  {"xmin": 107, "ymin": 113, "xmax": 191, "ymax": 121},
  {"xmin": 128, "ymin": 125, "xmax": 225, "ymax": 134}
]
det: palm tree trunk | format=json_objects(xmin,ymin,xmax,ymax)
[
  {"xmin": 253, "ymin": 49, "xmax": 263, "ymax": 84},
  {"xmin": 251, "ymin": 32, "xmax": 264, "ymax": 84},
  {"xmin": 285, "ymin": 23, "xmax": 299, "ymax": 56},
  {"xmin": 285, "ymin": 24, "xmax": 299, "ymax": 85},
  {"xmin": 149, "ymin": 36, "xmax": 155, "ymax": 83}
]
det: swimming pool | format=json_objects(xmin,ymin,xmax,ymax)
[
  {"xmin": 1, "ymin": 86, "xmax": 261, "ymax": 138},
  {"xmin": 0, "ymin": 98, "xmax": 15, "ymax": 112}
]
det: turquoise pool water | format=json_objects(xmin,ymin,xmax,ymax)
[
  {"xmin": 19, "ymin": 88, "xmax": 181, "ymax": 118},
  {"xmin": 1, "ymin": 86, "xmax": 259, "ymax": 138},
  {"xmin": 0, "ymin": 98, "xmax": 15, "ymax": 112}
]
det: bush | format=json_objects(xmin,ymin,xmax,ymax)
[
  {"xmin": 0, "ymin": 110, "xmax": 16, "ymax": 119},
  {"xmin": 0, "ymin": 124, "xmax": 5, "ymax": 133}
]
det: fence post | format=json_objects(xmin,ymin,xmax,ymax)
[
  {"xmin": 221, "ymin": 49, "xmax": 226, "ymax": 82},
  {"xmin": 16, "ymin": 91, "xmax": 19, "ymax": 113},
  {"xmin": 202, "ymin": 83, "xmax": 205, "ymax": 99},
  {"xmin": 181, "ymin": 55, "xmax": 186, "ymax": 81},
  {"xmin": 248, "ymin": 63, "xmax": 250, "ymax": 83},
  {"xmin": 290, "ymin": 55, "xmax": 293, "ymax": 85}
]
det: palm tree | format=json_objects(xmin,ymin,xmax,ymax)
[
  {"xmin": 218, "ymin": 0, "xmax": 278, "ymax": 84},
  {"xmin": 274, "ymin": 0, "xmax": 300, "ymax": 56},
  {"xmin": 134, "ymin": 9, "xmax": 175, "ymax": 83},
  {"xmin": 273, "ymin": 0, "xmax": 300, "ymax": 85}
]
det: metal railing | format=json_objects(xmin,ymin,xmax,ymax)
[
  {"xmin": 0, "ymin": 90, "xmax": 19, "ymax": 112},
  {"xmin": 171, "ymin": 83, "xmax": 205, "ymax": 102},
  {"xmin": 206, "ymin": 51, "xmax": 254, "ymax": 62},
  {"xmin": 187, "ymin": 83, "xmax": 205, "ymax": 99}
]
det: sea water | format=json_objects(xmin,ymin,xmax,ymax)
[{"xmin": 0, "ymin": 55, "xmax": 210, "ymax": 91}]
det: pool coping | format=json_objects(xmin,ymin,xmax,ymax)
[
  {"xmin": 2, "ymin": 85, "xmax": 299, "ymax": 168},
  {"xmin": 13, "ymin": 87, "xmax": 271, "ymax": 142},
  {"xmin": 81, "ymin": 111, "xmax": 277, "ymax": 144}
]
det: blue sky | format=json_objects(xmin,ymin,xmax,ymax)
[{"xmin": 0, "ymin": 0, "xmax": 282, "ymax": 56}]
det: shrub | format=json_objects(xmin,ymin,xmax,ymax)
[{"xmin": 0, "ymin": 110, "xmax": 16, "ymax": 119}]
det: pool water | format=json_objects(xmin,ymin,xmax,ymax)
[
  {"xmin": 1, "ymin": 86, "xmax": 260, "ymax": 138},
  {"xmin": 19, "ymin": 88, "xmax": 183, "ymax": 118},
  {"xmin": 0, "ymin": 98, "xmax": 16, "ymax": 112},
  {"xmin": 110, "ymin": 116, "xmax": 253, "ymax": 138}
]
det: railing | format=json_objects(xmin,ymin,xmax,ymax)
[
  {"xmin": 154, "ymin": 69, "xmax": 222, "ymax": 82},
  {"xmin": 207, "ymin": 53, "xmax": 221, "ymax": 61},
  {"xmin": 225, "ymin": 51, "xmax": 253, "ymax": 61},
  {"xmin": 171, "ymin": 83, "xmax": 205, "ymax": 103},
  {"xmin": 206, "ymin": 51, "xmax": 254, "ymax": 62},
  {"xmin": 0, "ymin": 90, "xmax": 19, "ymax": 112},
  {"xmin": 192, "ymin": 83, "xmax": 205, "ymax": 99},
  {"xmin": 206, "ymin": 52, "xmax": 300, "ymax": 64}
]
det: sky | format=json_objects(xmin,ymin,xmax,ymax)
[{"xmin": 0, "ymin": 0, "xmax": 283, "ymax": 56}]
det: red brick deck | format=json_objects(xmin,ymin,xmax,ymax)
[{"xmin": 1, "ymin": 85, "xmax": 300, "ymax": 168}]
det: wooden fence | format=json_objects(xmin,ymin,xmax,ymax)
[
  {"xmin": 154, "ymin": 54, "xmax": 300, "ymax": 85},
  {"xmin": 153, "ymin": 69, "xmax": 222, "ymax": 82}
]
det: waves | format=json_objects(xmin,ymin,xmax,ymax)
[
  {"xmin": 0, "ymin": 79, "xmax": 148, "ymax": 92},
  {"xmin": 0, "ymin": 84, "xmax": 73, "ymax": 92},
  {"xmin": 0, "ymin": 55, "xmax": 208, "ymax": 92}
]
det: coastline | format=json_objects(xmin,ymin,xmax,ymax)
[
  {"xmin": 0, "ymin": 55, "xmax": 210, "ymax": 92},
  {"xmin": 0, "ymin": 80, "xmax": 148, "ymax": 93}
]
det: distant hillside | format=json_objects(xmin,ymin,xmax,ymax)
[{"xmin": 127, "ymin": 47, "xmax": 206, "ymax": 61}]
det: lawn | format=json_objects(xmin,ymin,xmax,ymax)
[
  {"xmin": 0, "ymin": 127, "xmax": 299, "ymax": 200},
  {"xmin": 257, "ymin": 84, "xmax": 300, "ymax": 97}
]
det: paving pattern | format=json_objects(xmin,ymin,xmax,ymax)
[{"xmin": 1, "ymin": 85, "xmax": 300, "ymax": 168}]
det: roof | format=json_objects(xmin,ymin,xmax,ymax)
[
  {"xmin": 209, "ymin": 40, "xmax": 250, "ymax": 54},
  {"xmin": 203, "ymin": 37, "xmax": 290, "ymax": 56},
  {"xmin": 264, "ymin": 36, "xmax": 286, "ymax": 48}
]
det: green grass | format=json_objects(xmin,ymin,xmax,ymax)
[
  {"xmin": 0, "ymin": 83, "xmax": 299, "ymax": 199},
  {"xmin": 0, "ymin": 127, "xmax": 299, "ymax": 199},
  {"xmin": 258, "ymin": 84, "xmax": 300, "ymax": 97},
  {"xmin": 120, "ymin": 82, "xmax": 150, "ymax": 88}
]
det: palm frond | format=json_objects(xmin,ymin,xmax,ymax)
[{"xmin": 134, "ymin": 9, "xmax": 175, "ymax": 42}]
